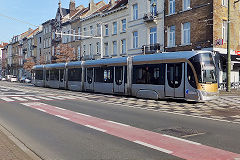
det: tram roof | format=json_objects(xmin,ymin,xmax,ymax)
[
  {"xmin": 84, "ymin": 56, "xmax": 127, "ymax": 66},
  {"xmin": 67, "ymin": 61, "xmax": 82, "ymax": 68},
  {"xmin": 32, "ymin": 65, "xmax": 44, "ymax": 70},
  {"xmin": 133, "ymin": 51, "xmax": 211, "ymax": 62},
  {"xmin": 45, "ymin": 63, "xmax": 66, "ymax": 69}
]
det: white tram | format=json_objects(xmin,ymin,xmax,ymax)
[{"xmin": 32, "ymin": 51, "xmax": 219, "ymax": 101}]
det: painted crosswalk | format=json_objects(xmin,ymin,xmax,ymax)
[{"xmin": 0, "ymin": 95, "xmax": 78, "ymax": 102}]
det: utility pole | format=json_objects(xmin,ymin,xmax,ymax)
[{"xmin": 227, "ymin": 0, "xmax": 231, "ymax": 92}]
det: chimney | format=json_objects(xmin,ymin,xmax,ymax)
[
  {"xmin": 89, "ymin": 0, "xmax": 96, "ymax": 11},
  {"xmin": 69, "ymin": 0, "xmax": 76, "ymax": 17},
  {"xmin": 110, "ymin": 0, "xmax": 115, "ymax": 6}
]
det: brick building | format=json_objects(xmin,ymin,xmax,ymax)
[{"xmin": 164, "ymin": 0, "xmax": 240, "ymax": 84}]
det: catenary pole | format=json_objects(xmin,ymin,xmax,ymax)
[{"xmin": 227, "ymin": 0, "xmax": 231, "ymax": 92}]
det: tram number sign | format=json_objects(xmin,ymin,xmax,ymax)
[{"xmin": 216, "ymin": 39, "xmax": 223, "ymax": 45}]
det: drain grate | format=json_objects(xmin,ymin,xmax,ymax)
[{"xmin": 156, "ymin": 127, "xmax": 205, "ymax": 137}]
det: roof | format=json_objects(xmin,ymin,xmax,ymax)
[
  {"xmin": 110, "ymin": 0, "xmax": 128, "ymax": 10},
  {"xmin": 0, "ymin": 43, "xmax": 8, "ymax": 48}
]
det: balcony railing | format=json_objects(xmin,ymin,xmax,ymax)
[
  {"xmin": 143, "ymin": 12, "xmax": 158, "ymax": 23},
  {"xmin": 142, "ymin": 43, "xmax": 162, "ymax": 54}
]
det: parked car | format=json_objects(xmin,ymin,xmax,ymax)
[
  {"xmin": 10, "ymin": 76, "xmax": 18, "ymax": 82},
  {"xmin": 25, "ymin": 78, "xmax": 31, "ymax": 83},
  {"xmin": 1, "ymin": 77, "xmax": 6, "ymax": 81},
  {"xmin": 20, "ymin": 76, "xmax": 27, "ymax": 83},
  {"xmin": 6, "ymin": 75, "xmax": 13, "ymax": 81}
]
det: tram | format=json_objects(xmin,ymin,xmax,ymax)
[{"xmin": 32, "ymin": 51, "xmax": 219, "ymax": 101}]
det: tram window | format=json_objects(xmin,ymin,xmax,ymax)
[
  {"xmin": 68, "ymin": 68, "xmax": 81, "ymax": 81},
  {"xmin": 104, "ymin": 67, "xmax": 113, "ymax": 83},
  {"xmin": 187, "ymin": 64, "xmax": 197, "ymax": 89},
  {"xmin": 35, "ymin": 70, "xmax": 43, "ymax": 80},
  {"xmin": 46, "ymin": 70, "xmax": 50, "ymax": 81},
  {"xmin": 87, "ymin": 68, "xmax": 93, "ymax": 84},
  {"xmin": 115, "ymin": 66, "xmax": 123, "ymax": 85},
  {"xmin": 133, "ymin": 64, "xmax": 165, "ymax": 85},
  {"xmin": 54, "ymin": 69, "xmax": 59, "ymax": 81},
  {"xmin": 95, "ymin": 67, "xmax": 104, "ymax": 82},
  {"xmin": 60, "ymin": 69, "xmax": 64, "ymax": 82}
]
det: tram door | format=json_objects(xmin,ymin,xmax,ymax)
[
  {"xmin": 114, "ymin": 66, "xmax": 125, "ymax": 93},
  {"xmin": 165, "ymin": 63, "xmax": 185, "ymax": 98},
  {"xmin": 85, "ymin": 68, "xmax": 94, "ymax": 91}
]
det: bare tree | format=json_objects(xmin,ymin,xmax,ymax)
[
  {"xmin": 55, "ymin": 44, "xmax": 77, "ymax": 63},
  {"xmin": 23, "ymin": 57, "xmax": 35, "ymax": 71},
  {"xmin": 37, "ymin": 55, "xmax": 46, "ymax": 65}
]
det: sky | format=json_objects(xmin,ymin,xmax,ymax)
[{"xmin": 0, "ymin": 0, "xmax": 103, "ymax": 43}]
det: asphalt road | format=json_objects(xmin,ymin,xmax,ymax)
[{"xmin": 0, "ymin": 82, "xmax": 240, "ymax": 160}]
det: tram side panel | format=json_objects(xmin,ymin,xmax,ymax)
[
  {"xmin": 131, "ymin": 63, "xmax": 166, "ymax": 100},
  {"xmin": 67, "ymin": 68, "xmax": 82, "ymax": 91}
]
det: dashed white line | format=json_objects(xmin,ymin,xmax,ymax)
[
  {"xmin": 108, "ymin": 120, "xmax": 130, "ymax": 127},
  {"xmin": 55, "ymin": 115, "xmax": 70, "ymax": 120},
  {"xmin": 36, "ymin": 96, "xmax": 53, "ymax": 100},
  {"xmin": 163, "ymin": 134, "xmax": 201, "ymax": 145},
  {"xmin": 76, "ymin": 112, "xmax": 92, "ymax": 117},
  {"xmin": 85, "ymin": 125, "xmax": 106, "ymax": 132},
  {"xmin": 55, "ymin": 107, "xmax": 66, "ymax": 111},
  {"xmin": 134, "ymin": 141, "xmax": 173, "ymax": 154},
  {"xmin": 36, "ymin": 108, "xmax": 46, "ymax": 112}
]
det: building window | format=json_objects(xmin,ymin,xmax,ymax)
[
  {"xmin": 122, "ymin": 19, "xmax": 126, "ymax": 32},
  {"xmin": 121, "ymin": 39, "xmax": 126, "ymax": 54},
  {"xmin": 182, "ymin": 22, "xmax": 191, "ymax": 45},
  {"xmin": 150, "ymin": 0, "xmax": 157, "ymax": 16},
  {"xmin": 113, "ymin": 22, "xmax": 117, "ymax": 35},
  {"xmin": 90, "ymin": 26, "xmax": 93, "ymax": 35},
  {"xmin": 104, "ymin": 43, "xmax": 109, "ymax": 56},
  {"xmin": 77, "ymin": 46, "xmax": 81, "ymax": 60},
  {"xmin": 97, "ymin": 24, "xmax": 101, "ymax": 36},
  {"xmin": 183, "ymin": 0, "xmax": 190, "ymax": 11},
  {"xmin": 113, "ymin": 41, "xmax": 117, "ymax": 55},
  {"xmin": 83, "ymin": 45, "xmax": 86, "ymax": 56},
  {"xmin": 169, "ymin": 0, "xmax": 175, "ymax": 15},
  {"xmin": 39, "ymin": 37, "xmax": 42, "ymax": 44},
  {"xmin": 150, "ymin": 27, "xmax": 157, "ymax": 45},
  {"xmin": 96, "ymin": 42, "xmax": 100, "ymax": 54},
  {"xmin": 133, "ymin": 4, "xmax": 138, "ymax": 20},
  {"xmin": 133, "ymin": 31, "xmax": 138, "ymax": 48},
  {"xmin": 222, "ymin": 0, "xmax": 228, "ymax": 7},
  {"xmin": 105, "ymin": 24, "xmax": 109, "ymax": 36},
  {"xmin": 89, "ymin": 44, "xmax": 93, "ymax": 56},
  {"xmin": 222, "ymin": 20, "xmax": 227, "ymax": 43},
  {"xmin": 73, "ymin": 30, "xmax": 76, "ymax": 41},
  {"xmin": 168, "ymin": 26, "xmax": 176, "ymax": 47},
  {"xmin": 78, "ymin": 27, "xmax": 81, "ymax": 40},
  {"xmin": 83, "ymin": 28, "xmax": 87, "ymax": 36}
]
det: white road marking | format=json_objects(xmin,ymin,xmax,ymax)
[
  {"xmin": 58, "ymin": 96, "xmax": 76, "ymax": 99},
  {"xmin": 163, "ymin": 134, "xmax": 201, "ymax": 145},
  {"xmin": 85, "ymin": 125, "xmax": 106, "ymax": 132},
  {"xmin": 36, "ymin": 96, "xmax": 53, "ymax": 100},
  {"xmin": 55, "ymin": 107, "xmax": 66, "ymax": 111},
  {"xmin": 36, "ymin": 108, "xmax": 46, "ymax": 112},
  {"xmin": 11, "ymin": 97, "xmax": 28, "ymax": 101},
  {"xmin": 0, "ymin": 97, "xmax": 15, "ymax": 102},
  {"xmin": 108, "ymin": 120, "xmax": 130, "ymax": 127},
  {"xmin": 24, "ymin": 97, "xmax": 40, "ymax": 101},
  {"xmin": 47, "ymin": 96, "xmax": 65, "ymax": 100},
  {"xmin": 134, "ymin": 141, "xmax": 173, "ymax": 154},
  {"xmin": 76, "ymin": 112, "xmax": 92, "ymax": 117},
  {"xmin": 55, "ymin": 115, "xmax": 70, "ymax": 120}
]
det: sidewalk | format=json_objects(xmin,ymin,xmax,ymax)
[
  {"xmin": 0, "ymin": 125, "xmax": 40, "ymax": 160},
  {"xmin": 220, "ymin": 89, "xmax": 240, "ymax": 96}
]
